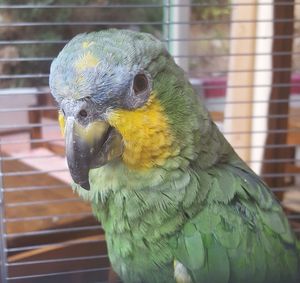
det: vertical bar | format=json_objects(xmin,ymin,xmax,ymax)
[
  {"xmin": 164, "ymin": 0, "xmax": 191, "ymax": 72},
  {"xmin": 28, "ymin": 107, "xmax": 43, "ymax": 149},
  {"xmin": 262, "ymin": 0, "xmax": 295, "ymax": 201},
  {"xmin": 163, "ymin": 0, "xmax": 171, "ymax": 50},
  {"xmin": 224, "ymin": 0, "xmax": 257, "ymax": 162},
  {"xmin": 29, "ymin": 89, "xmax": 48, "ymax": 149},
  {"xmin": 251, "ymin": 0, "xmax": 274, "ymax": 174},
  {"xmin": 0, "ymin": 144, "xmax": 8, "ymax": 283}
]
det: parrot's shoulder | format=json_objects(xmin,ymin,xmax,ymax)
[{"xmin": 172, "ymin": 163, "xmax": 300, "ymax": 283}]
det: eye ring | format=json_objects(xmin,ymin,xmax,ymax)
[
  {"xmin": 133, "ymin": 73, "xmax": 149, "ymax": 95},
  {"xmin": 79, "ymin": 109, "xmax": 88, "ymax": 118}
]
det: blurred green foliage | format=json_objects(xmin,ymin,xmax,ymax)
[
  {"xmin": 0, "ymin": 0, "xmax": 229, "ymax": 87},
  {"xmin": 193, "ymin": 0, "xmax": 230, "ymax": 20}
]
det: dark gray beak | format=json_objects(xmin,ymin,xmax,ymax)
[{"xmin": 64, "ymin": 117, "xmax": 122, "ymax": 190}]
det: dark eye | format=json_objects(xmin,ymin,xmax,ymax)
[
  {"xmin": 79, "ymin": 109, "xmax": 88, "ymax": 118},
  {"xmin": 133, "ymin": 74, "xmax": 148, "ymax": 95}
]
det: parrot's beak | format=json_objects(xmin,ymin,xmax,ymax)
[{"xmin": 64, "ymin": 117, "xmax": 123, "ymax": 190}]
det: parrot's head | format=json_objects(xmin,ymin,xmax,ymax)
[{"xmin": 50, "ymin": 29, "xmax": 207, "ymax": 191}]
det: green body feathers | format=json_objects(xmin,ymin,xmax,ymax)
[
  {"xmin": 76, "ymin": 133, "xmax": 300, "ymax": 283},
  {"xmin": 50, "ymin": 29, "xmax": 300, "ymax": 283}
]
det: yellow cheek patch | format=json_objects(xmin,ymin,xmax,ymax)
[
  {"xmin": 58, "ymin": 112, "xmax": 65, "ymax": 136},
  {"xmin": 108, "ymin": 94, "xmax": 178, "ymax": 169},
  {"xmin": 75, "ymin": 51, "xmax": 98, "ymax": 72}
]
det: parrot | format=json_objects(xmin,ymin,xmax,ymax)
[{"xmin": 49, "ymin": 29, "xmax": 300, "ymax": 283}]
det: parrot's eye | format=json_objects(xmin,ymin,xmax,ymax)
[
  {"xmin": 133, "ymin": 74, "xmax": 148, "ymax": 95},
  {"xmin": 79, "ymin": 109, "xmax": 88, "ymax": 118}
]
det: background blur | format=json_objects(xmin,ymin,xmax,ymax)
[{"xmin": 0, "ymin": 1, "xmax": 299, "ymax": 282}]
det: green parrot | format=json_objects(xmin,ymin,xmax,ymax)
[{"xmin": 49, "ymin": 29, "xmax": 300, "ymax": 283}]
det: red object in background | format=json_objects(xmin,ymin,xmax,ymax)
[
  {"xmin": 201, "ymin": 74, "xmax": 300, "ymax": 99},
  {"xmin": 202, "ymin": 77, "xmax": 227, "ymax": 99},
  {"xmin": 291, "ymin": 74, "xmax": 300, "ymax": 95}
]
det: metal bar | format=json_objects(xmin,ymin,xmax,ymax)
[
  {"xmin": 4, "ymin": 198, "xmax": 80, "ymax": 208},
  {"xmin": 0, "ymin": 154, "xmax": 300, "ymax": 169},
  {"xmin": 176, "ymin": 51, "xmax": 300, "ymax": 57},
  {"xmin": 0, "ymin": 106, "xmax": 56, "ymax": 113},
  {"xmin": 3, "ymin": 69, "xmax": 300, "ymax": 81},
  {"xmin": 6, "ymin": 267, "xmax": 110, "ymax": 281},
  {"xmin": 0, "ymin": 138, "xmax": 63, "ymax": 145},
  {"xmin": 272, "ymin": 187, "xmax": 300, "ymax": 192},
  {"xmin": 2, "ymin": 155, "xmax": 299, "ymax": 166},
  {"xmin": 0, "ymin": 147, "xmax": 8, "ymax": 283},
  {"xmin": 2, "ymin": 35, "xmax": 300, "ymax": 46},
  {"xmin": 246, "ymin": 158, "xmax": 300, "ymax": 164},
  {"xmin": 224, "ymin": 128, "xmax": 300, "ymax": 134},
  {"xmin": 1, "ymin": 18, "xmax": 300, "ymax": 29},
  {"xmin": 0, "ymin": 4, "xmax": 164, "ymax": 9},
  {"xmin": 1, "ymin": 113, "xmax": 300, "ymax": 131},
  {"xmin": 0, "ymin": 40, "xmax": 67, "ymax": 45},
  {"xmin": 287, "ymin": 215, "xmax": 300, "ymax": 220},
  {"xmin": 233, "ymin": 144, "xmax": 299, "ymax": 149},
  {"xmin": 6, "ymin": 238, "xmax": 104, "ymax": 253},
  {"xmin": 0, "ymin": 122, "xmax": 58, "ymax": 129},
  {"xmin": 205, "ymin": 98, "xmax": 300, "ymax": 105},
  {"xmin": 2, "ymin": 169, "xmax": 300, "ymax": 184},
  {"xmin": 261, "ymin": 172, "xmax": 300, "ymax": 178},
  {"xmin": 4, "ymin": 212, "xmax": 92, "ymax": 223},
  {"xmin": 0, "ymin": 90, "xmax": 49, "ymax": 96},
  {"xmin": 0, "ymin": 94, "xmax": 297, "ymax": 105},
  {"xmin": 1, "ymin": 168, "xmax": 68, "ymax": 177},
  {"xmin": 0, "ymin": 137, "xmax": 296, "ymax": 162},
  {"xmin": 190, "ymin": 68, "xmax": 297, "ymax": 74},
  {"xmin": 0, "ymin": 65, "xmax": 298, "ymax": 76},
  {"xmin": 4, "ymin": 184, "xmax": 69, "ymax": 193},
  {"xmin": 163, "ymin": 34, "xmax": 300, "ymax": 42},
  {"xmin": 3, "ymin": 75, "xmax": 300, "ymax": 90},
  {"xmin": 5, "ymin": 225, "xmax": 101, "ymax": 238},
  {"xmin": 0, "ymin": 127, "xmax": 295, "ymax": 143},
  {"xmin": 2, "ymin": 170, "xmax": 300, "ymax": 183},
  {"xmin": 0, "ymin": 57, "xmax": 53, "ymax": 62},
  {"xmin": 0, "ymin": 129, "xmax": 298, "ymax": 147},
  {"xmin": 282, "ymin": 201, "xmax": 300, "ymax": 208},
  {"xmin": 196, "ymin": 68, "xmax": 300, "ymax": 74},
  {"xmin": 2, "ymin": 51, "xmax": 300, "ymax": 65},
  {"xmin": 0, "ymin": 74, "xmax": 49, "ymax": 79},
  {"xmin": 0, "ymin": 21, "xmax": 163, "ymax": 27},
  {"xmin": 0, "ymin": 95, "xmax": 297, "ymax": 105},
  {"xmin": 0, "ymin": 138, "xmax": 298, "ymax": 150},
  {"xmin": 0, "ymin": 2, "xmax": 299, "ymax": 9},
  {"xmin": 1, "ymin": 154, "xmax": 61, "ymax": 161},
  {"xmin": 192, "ymin": 67, "xmax": 300, "ymax": 73},
  {"xmin": 0, "ymin": 113, "xmax": 299, "ymax": 132},
  {"xmin": 6, "ymin": 254, "xmax": 107, "ymax": 266},
  {"xmin": 173, "ymin": 51, "xmax": 300, "ymax": 57},
  {"xmin": 223, "ymin": 114, "xmax": 300, "ymax": 120},
  {"xmin": 5, "ymin": 185, "xmax": 299, "ymax": 195},
  {"xmin": 1, "ymin": 66, "xmax": 300, "ymax": 76}
]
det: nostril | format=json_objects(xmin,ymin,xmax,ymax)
[{"xmin": 79, "ymin": 109, "xmax": 88, "ymax": 118}]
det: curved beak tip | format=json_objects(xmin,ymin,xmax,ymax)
[{"xmin": 78, "ymin": 181, "xmax": 90, "ymax": 191}]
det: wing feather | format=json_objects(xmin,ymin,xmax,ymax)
[{"xmin": 173, "ymin": 164, "xmax": 300, "ymax": 283}]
